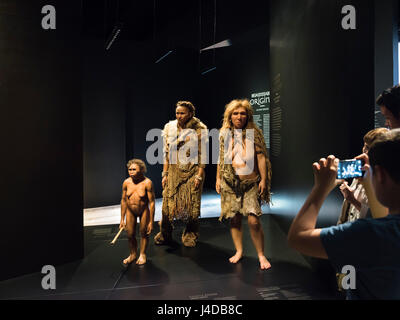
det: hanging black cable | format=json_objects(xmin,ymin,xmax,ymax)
[
  {"xmin": 105, "ymin": 0, "xmax": 123, "ymax": 50},
  {"xmin": 198, "ymin": 0, "xmax": 202, "ymax": 71},
  {"xmin": 103, "ymin": 0, "xmax": 107, "ymax": 39},
  {"xmin": 116, "ymin": 0, "xmax": 120, "ymax": 22},
  {"xmin": 153, "ymin": 0, "xmax": 156, "ymax": 61},
  {"xmin": 213, "ymin": 0, "xmax": 217, "ymax": 67}
]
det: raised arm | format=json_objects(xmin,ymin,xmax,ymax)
[
  {"xmin": 287, "ymin": 156, "xmax": 342, "ymax": 259},
  {"xmin": 146, "ymin": 180, "xmax": 156, "ymax": 235},
  {"xmin": 120, "ymin": 181, "xmax": 128, "ymax": 229}
]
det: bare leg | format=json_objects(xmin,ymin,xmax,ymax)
[
  {"xmin": 248, "ymin": 214, "xmax": 271, "ymax": 270},
  {"xmin": 137, "ymin": 209, "xmax": 150, "ymax": 265},
  {"xmin": 123, "ymin": 211, "xmax": 137, "ymax": 265},
  {"xmin": 229, "ymin": 213, "xmax": 243, "ymax": 263}
]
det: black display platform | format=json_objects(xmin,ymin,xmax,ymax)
[{"xmin": 0, "ymin": 215, "xmax": 343, "ymax": 300}]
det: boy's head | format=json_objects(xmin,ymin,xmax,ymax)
[
  {"xmin": 368, "ymin": 129, "xmax": 400, "ymax": 211},
  {"xmin": 376, "ymin": 86, "xmax": 400, "ymax": 129},
  {"xmin": 363, "ymin": 127, "xmax": 389, "ymax": 153}
]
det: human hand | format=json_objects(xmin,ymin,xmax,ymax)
[
  {"xmin": 162, "ymin": 176, "xmax": 168, "ymax": 189},
  {"xmin": 216, "ymin": 179, "xmax": 221, "ymax": 194},
  {"xmin": 259, "ymin": 180, "xmax": 267, "ymax": 196},
  {"xmin": 355, "ymin": 153, "xmax": 372, "ymax": 185},
  {"xmin": 119, "ymin": 220, "xmax": 126, "ymax": 230},
  {"xmin": 194, "ymin": 177, "xmax": 201, "ymax": 190},
  {"xmin": 339, "ymin": 181, "xmax": 356, "ymax": 201},
  {"xmin": 147, "ymin": 222, "xmax": 153, "ymax": 235},
  {"xmin": 312, "ymin": 155, "xmax": 343, "ymax": 194}
]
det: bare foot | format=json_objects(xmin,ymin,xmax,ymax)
[
  {"xmin": 136, "ymin": 254, "xmax": 147, "ymax": 265},
  {"xmin": 258, "ymin": 255, "xmax": 271, "ymax": 270},
  {"xmin": 123, "ymin": 254, "xmax": 136, "ymax": 265},
  {"xmin": 229, "ymin": 252, "xmax": 243, "ymax": 264}
]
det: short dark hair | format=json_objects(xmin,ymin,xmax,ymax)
[
  {"xmin": 369, "ymin": 129, "xmax": 400, "ymax": 184},
  {"xmin": 126, "ymin": 159, "xmax": 147, "ymax": 174},
  {"xmin": 376, "ymin": 85, "xmax": 400, "ymax": 120}
]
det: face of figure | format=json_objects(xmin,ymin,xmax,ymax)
[
  {"xmin": 176, "ymin": 106, "xmax": 192, "ymax": 127},
  {"xmin": 231, "ymin": 107, "xmax": 248, "ymax": 129},
  {"xmin": 381, "ymin": 106, "xmax": 400, "ymax": 129},
  {"xmin": 128, "ymin": 163, "xmax": 141, "ymax": 179}
]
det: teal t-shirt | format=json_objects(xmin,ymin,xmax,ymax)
[{"xmin": 320, "ymin": 214, "xmax": 400, "ymax": 300}]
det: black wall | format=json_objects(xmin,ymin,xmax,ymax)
[
  {"xmin": 269, "ymin": 0, "xmax": 375, "ymax": 198},
  {"xmin": 83, "ymin": 0, "xmax": 270, "ymax": 202},
  {"xmin": 0, "ymin": 1, "xmax": 83, "ymax": 280},
  {"xmin": 375, "ymin": 0, "xmax": 399, "ymax": 127},
  {"xmin": 125, "ymin": 44, "xmax": 198, "ymax": 197},
  {"xmin": 83, "ymin": 40, "xmax": 127, "ymax": 208},
  {"xmin": 268, "ymin": 0, "xmax": 377, "ymax": 291}
]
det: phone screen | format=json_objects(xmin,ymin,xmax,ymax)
[{"xmin": 337, "ymin": 160, "xmax": 363, "ymax": 179}]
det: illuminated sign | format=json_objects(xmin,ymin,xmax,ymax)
[{"xmin": 250, "ymin": 91, "xmax": 270, "ymax": 149}]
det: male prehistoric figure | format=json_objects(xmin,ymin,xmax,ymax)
[
  {"xmin": 120, "ymin": 159, "xmax": 155, "ymax": 265},
  {"xmin": 216, "ymin": 99, "xmax": 272, "ymax": 270}
]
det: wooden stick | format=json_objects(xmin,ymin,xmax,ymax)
[{"xmin": 110, "ymin": 228, "xmax": 124, "ymax": 245}]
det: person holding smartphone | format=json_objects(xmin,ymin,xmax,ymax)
[
  {"xmin": 288, "ymin": 129, "xmax": 400, "ymax": 299},
  {"xmin": 337, "ymin": 128, "xmax": 389, "ymax": 224}
]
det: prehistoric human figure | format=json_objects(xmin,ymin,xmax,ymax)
[
  {"xmin": 154, "ymin": 101, "xmax": 208, "ymax": 247},
  {"xmin": 120, "ymin": 159, "xmax": 155, "ymax": 265},
  {"xmin": 216, "ymin": 99, "xmax": 272, "ymax": 270}
]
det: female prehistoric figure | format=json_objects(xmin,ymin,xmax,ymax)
[
  {"xmin": 154, "ymin": 101, "xmax": 208, "ymax": 247},
  {"xmin": 216, "ymin": 99, "xmax": 272, "ymax": 270}
]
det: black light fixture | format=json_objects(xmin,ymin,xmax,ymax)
[{"xmin": 199, "ymin": 0, "xmax": 217, "ymax": 75}]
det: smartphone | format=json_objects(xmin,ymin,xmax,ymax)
[{"xmin": 337, "ymin": 159, "xmax": 363, "ymax": 179}]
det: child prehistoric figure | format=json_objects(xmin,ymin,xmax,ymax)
[{"xmin": 120, "ymin": 159, "xmax": 155, "ymax": 265}]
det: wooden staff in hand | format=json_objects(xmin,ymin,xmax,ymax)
[{"xmin": 110, "ymin": 227, "xmax": 124, "ymax": 245}]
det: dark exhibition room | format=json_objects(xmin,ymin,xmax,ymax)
[{"xmin": 1, "ymin": 0, "xmax": 400, "ymax": 305}]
